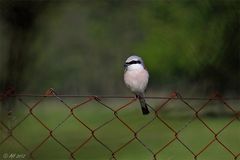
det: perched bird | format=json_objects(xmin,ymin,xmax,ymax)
[{"xmin": 124, "ymin": 55, "xmax": 150, "ymax": 115}]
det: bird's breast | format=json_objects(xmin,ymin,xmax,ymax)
[{"xmin": 124, "ymin": 69, "xmax": 149, "ymax": 94}]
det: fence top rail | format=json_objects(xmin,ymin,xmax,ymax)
[
  {"xmin": 3, "ymin": 94, "xmax": 240, "ymax": 100},
  {"xmin": 0, "ymin": 88, "xmax": 239, "ymax": 100}
]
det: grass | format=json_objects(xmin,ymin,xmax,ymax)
[{"xmin": 0, "ymin": 97, "xmax": 239, "ymax": 160}]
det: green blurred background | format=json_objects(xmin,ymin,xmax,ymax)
[
  {"xmin": 0, "ymin": 1, "xmax": 240, "ymax": 160},
  {"xmin": 0, "ymin": 0, "xmax": 239, "ymax": 95}
]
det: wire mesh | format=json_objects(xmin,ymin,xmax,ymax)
[{"xmin": 0, "ymin": 88, "xmax": 239, "ymax": 160}]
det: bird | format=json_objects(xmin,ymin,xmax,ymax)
[{"xmin": 123, "ymin": 55, "xmax": 150, "ymax": 115}]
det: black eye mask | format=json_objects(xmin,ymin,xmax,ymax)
[{"xmin": 125, "ymin": 60, "xmax": 142, "ymax": 65}]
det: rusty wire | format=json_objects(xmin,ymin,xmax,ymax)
[{"xmin": 0, "ymin": 88, "xmax": 239, "ymax": 160}]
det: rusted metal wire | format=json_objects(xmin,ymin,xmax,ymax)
[{"xmin": 0, "ymin": 88, "xmax": 239, "ymax": 160}]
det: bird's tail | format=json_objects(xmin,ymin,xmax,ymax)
[{"xmin": 138, "ymin": 95, "xmax": 149, "ymax": 115}]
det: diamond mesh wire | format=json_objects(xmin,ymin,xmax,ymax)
[{"xmin": 0, "ymin": 89, "xmax": 239, "ymax": 160}]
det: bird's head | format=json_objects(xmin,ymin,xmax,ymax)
[{"xmin": 124, "ymin": 55, "xmax": 145, "ymax": 71}]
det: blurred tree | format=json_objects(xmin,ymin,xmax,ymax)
[
  {"xmin": 194, "ymin": 0, "xmax": 240, "ymax": 93},
  {"xmin": 0, "ymin": 0, "xmax": 49, "ymax": 92}
]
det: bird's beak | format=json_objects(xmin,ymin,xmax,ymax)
[{"xmin": 124, "ymin": 63, "xmax": 128, "ymax": 68}]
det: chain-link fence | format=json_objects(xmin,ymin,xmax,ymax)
[{"xmin": 0, "ymin": 89, "xmax": 240, "ymax": 160}]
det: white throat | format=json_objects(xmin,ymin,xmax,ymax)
[{"xmin": 127, "ymin": 64, "xmax": 144, "ymax": 71}]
